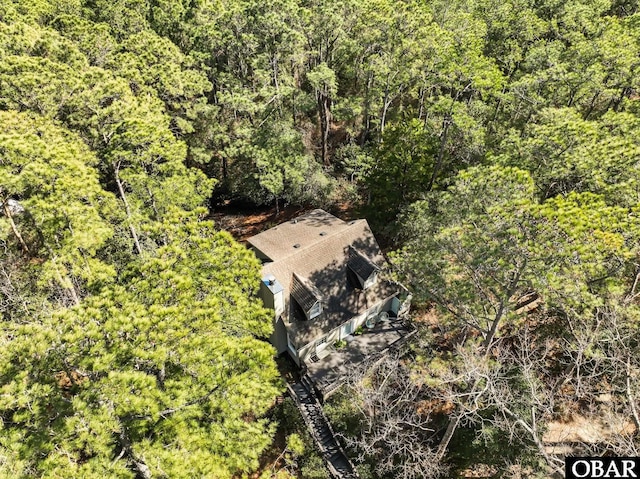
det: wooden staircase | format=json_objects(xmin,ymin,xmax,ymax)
[{"xmin": 287, "ymin": 375, "xmax": 359, "ymax": 479}]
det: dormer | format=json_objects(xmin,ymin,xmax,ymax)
[
  {"xmin": 347, "ymin": 246, "xmax": 380, "ymax": 290},
  {"xmin": 291, "ymin": 273, "xmax": 324, "ymax": 320}
]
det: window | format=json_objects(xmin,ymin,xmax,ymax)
[
  {"xmin": 291, "ymin": 273, "xmax": 323, "ymax": 321},
  {"xmin": 309, "ymin": 301, "xmax": 322, "ymax": 319},
  {"xmin": 363, "ymin": 271, "xmax": 378, "ymax": 290},
  {"xmin": 342, "ymin": 321, "xmax": 352, "ymax": 337}
]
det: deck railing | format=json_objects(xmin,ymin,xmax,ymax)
[{"xmin": 313, "ymin": 319, "xmax": 417, "ymax": 401}]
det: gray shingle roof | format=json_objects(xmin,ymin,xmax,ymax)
[
  {"xmin": 291, "ymin": 273, "xmax": 323, "ymax": 312},
  {"xmin": 347, "ymin": 246, "xmax": 380, "ymax": 281},
  {"xmin": 247, "ymin": 209, "xmax": 349, "ymax": 262},
  {"xmin": 256, "ymin": 212, "xmax": 403, "ymax": 348}
]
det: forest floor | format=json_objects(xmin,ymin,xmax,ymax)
[
  {"xmin": 210, "ymin": 201, "xmax": 310, "ymax": 243},
  {"xmin": 543, "ymin": 412, "xmax": 636, "ymax": 454}
]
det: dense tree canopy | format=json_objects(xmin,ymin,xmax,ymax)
[
  {"xmin": 0, "ymin": 3, "xmax": 282, "ymax": 477},
  {"xmin": 3, "ymin": 0, "xmax": 640, "ymax": 476},
  {"xmin": 388, "ymin": 166, "xmax": 640, "ymax": 475},
  {"xmin": 0, "ymin": 220, "xmax": 280, "ymax": 478}
]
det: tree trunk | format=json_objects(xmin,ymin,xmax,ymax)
[
  {"xmin": 272, "ymin": 53, "xmax": 283, "ymax": 116},
  {"xmin": 435, "ymin": 415, "xmax": 460, "ymax": 461},
  {"xmin": 117, "ymin": 427, "xmax": 152, "ymax": 479},
  {"xmin": 426, "ymin": 114, "xmax": 452, "ymax": 192},
  {"xmin": 437, "ymin": 259, "xmax": 526, "ymax": 458},
  {"xmin": 379, "ymin": 75, "xmax": 390, "ymax": 139},
  {"xmin": 318, "ymin": 92, "xmax": 332, "ymax": 166},
  {"xmin": 625, "ymin": 264, "xmax": 640, "ymax": 304},
  {"xmin": 482, "ymin": 260, "xmax": 526, "ymax": 349},
  {"xmin": 502, "ymin": 406, "xmax": 564, "ymax": 476},
  {"xmin": 613, "ymin": 86, "xmax": 629, "ymax": 112},
  {"xmin": 222, "ymin": 156, "xmax": 228, "ymax": 182},
  {"xmin": 113, "ymin": 162, "xmax": 143, "ymax": 255},
  {"xmin": 360, "ymin": 71, "xmax": 374, "ymax": 146},
  {"xmin": 51, "ymin": 255, "xmax": 80, "ymax": 306},
  {"xmin": 145, "ymin": 186, "xmax": 160, "ymax": 221},
  {"xmin": 1, "ymin": 194, "xmax": 29, "ymax": 254},
  {"xmin": 583, "ymin": 90, "xmax": 601, "ymax": 120}
]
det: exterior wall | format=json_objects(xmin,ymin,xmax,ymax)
[
  {"xmin": 349, "ymin": 310, "xmax": 367, "ymax": 334},
  {"xmin": 354, "ymin": 272, "xmax": 379, "ymax": 290},
  {"xmin": 273, "ymin": 289, "xmax": 284, "ymax": 317},
  {"xmin": 297, "ymin": 327, "xmax": 342, "ymax": 364},
  {"xmin": 272, "ymin": 316, "xmax": 289, "ymax": 355},
  {"xmin": 391, "ymin": 296, "xmax": 400, "ymax": 314},
  {"xmin": 260, "ymin": 281, "xmax": 275, "ymax": 310},
  {"xmin": 340, "ymin": 318, "xmax": 354, "ymax": 338},
  {"xmin": 286, "ymin": 331, "xmax": 299, "ymax": 363},
  {"xmin": 296, "ymin": 295, "xmax": 399, "ymax": 365},
  {"xmin": 298, "ymin": 344, "xmax": 311, "ymax": 364}
]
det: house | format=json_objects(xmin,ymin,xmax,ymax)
[{"xmin": 248, "ymin": 209, "xmax": 412, "ymax": 373}]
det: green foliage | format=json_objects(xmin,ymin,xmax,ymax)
[
  {"xmin": 3, "ymin": 0, "xmax": 640, "ymax": 476},
  {"xmin": 393, "ymin": 165, "xmax": 534, "ymax": 324},
  {"xmin": 0, "ymin": 111, "xmax": 116, "ymax": 302},
  {"xmin": 106, "ymin": 29, "xmax": 212, "ymax": 130},
  {"xmin": 223, "ymin": 119, "xmax": 335, "ymax": 207},
  {"xmin": 333, "ymin": 339, "xmax": 347, "ymax": 349},
  {"xmin": 495, "ymin": 108, "xmax": 640, "ymax": 206},
  {"xmin": 274, "ymin": 398, "xmax": 328, "ymax": 479},
  {"xmin": 393, "ymin": 163, "xmax": 640, "ymax": 474},
  {"xmin": 307, "ymin": 63, "xmax": 337, "ymax": 98},
  {"xmin": 394, "ymin": 165, "xmax": 639, "ymax": 333},
  {"xmin": 286, "ymin": 433, "xmax": 305, "ymax": 456},
  {"xmin": 366, "ymin": 119, "xmax": 438, "ymax": 226},
  {"xmin": 323, "ymin": 390, "xmax": 363, "ymax": 438},
  {"xmin": 300, "ymin": 455, "xmax": 330, "ymax": 479},
  {"xmin": 0, "ymin": 220, "xmax": 281, "ymax": 477}
]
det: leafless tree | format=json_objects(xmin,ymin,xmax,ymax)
[
  {"xmin": 435, "ymin": 298, "xmax": 640, "ymax": 476},
  {"xmin": 339, "ymin": 353, "xmax": 448, "ymax": 479},
  {"xmin": 430, "ymin": 326, "xmax": 568, "ymax": 476},
  {"xmin": 576, "ymin": 305, "xmax": 640, "ymax": 456}
]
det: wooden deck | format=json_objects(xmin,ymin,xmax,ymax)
[
  {"xmin": 304, "ymin": 318, "xmax": 416, "ymax": 400},
  {"xmin": 285, "ymin": 318, "xmax": 416, "ymax": 478}
]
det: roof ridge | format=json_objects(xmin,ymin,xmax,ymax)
[
  {"xmin": 268, "ymin": 218, "xmax": 365, "ymax": 263},
  {"xmin": 349, "ymin": 243, "xmax": 379, "ymax": 261}
]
